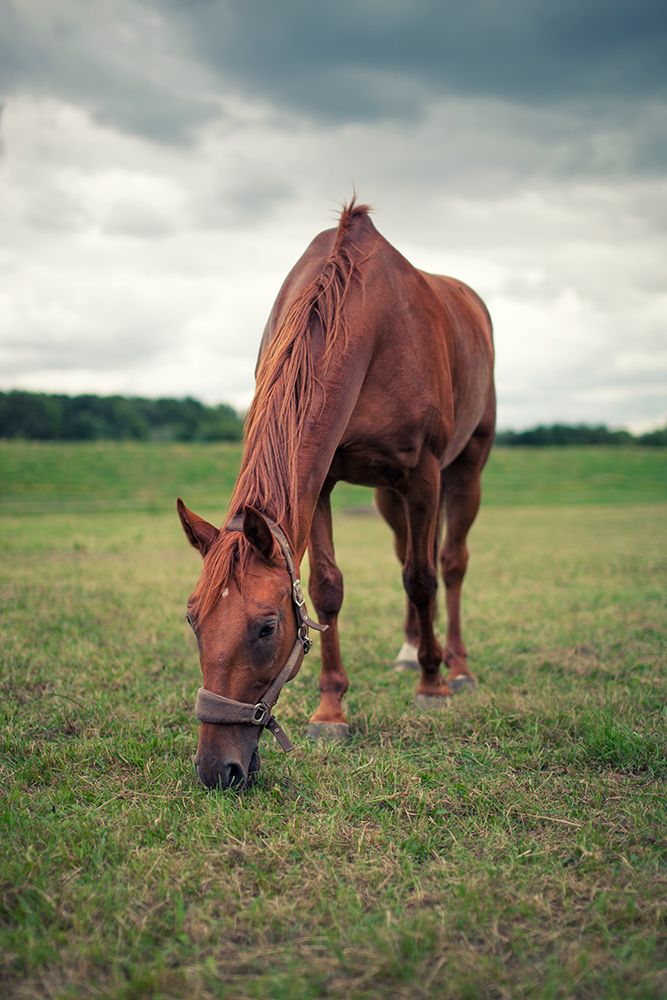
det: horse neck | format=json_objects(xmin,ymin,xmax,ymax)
[
  {"xmin": 291, "ymin": 359, "xmax": 368, "ymax": 559},
  {"xmin": 233, "ymin": 354, "xmax": 365, "ymax": 564},
  {"xmin": 238, "ymin": 209, "xmax": 376, "ymax": 557}
]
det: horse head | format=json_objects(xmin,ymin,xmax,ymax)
[{"xmin": 178, "ymin": 501, "xmax": 307, "ymax": 790}]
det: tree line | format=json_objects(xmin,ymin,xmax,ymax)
[
  {"xmin": 1, "ymin": 391, "xmax": 665, "ymax": 446},
  {"xmin": 495, "ymin": 423, "xmax": 666, "ymax": 447},
  {"xmin": 0, "ymin": 391, "xmax": 243, "ymax": 442}
]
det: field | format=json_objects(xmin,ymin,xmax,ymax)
[{"xmin": 1, "ymin": 442, "xmax": 666, "ymax": 999}]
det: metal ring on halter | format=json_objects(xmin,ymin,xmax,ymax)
[
  {"xmin": 293, "ymin": 579, "xmax": 306, "ymax": 608},
  {"xmin": 251, "ymin": 703, "xmax": 271, "ymax": 726}
]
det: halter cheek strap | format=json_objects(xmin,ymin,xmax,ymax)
[{"xmin": 194, "ymin": 513, "xmax": 328, "ymax": 753}]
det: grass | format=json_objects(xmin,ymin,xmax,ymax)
[
  {"xmin": 1, "ymin": 444, "xmax": 666, "ymax": 999},
  {"xmin": 1, "ymin": 441, "xmax": 665, "ymax": 515}
]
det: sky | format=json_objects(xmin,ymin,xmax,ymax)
[{"xmin": 1, "ymin": 0, "xmax": 666, "ymax": 431}]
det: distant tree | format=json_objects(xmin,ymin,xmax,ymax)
[
  {"xmin": 111, "ymin": 397, "xmax": 151, "ymax": 440},
  {"xmin": 495, "ymin": 423, "xmax": 642, "ymax": 446},
  {"xmin": 0, "ymin": 391, "xmax": 244, "ymax": 442},
  {"xmin": 196, "ymin": 403, "xmax": 245, "ymax": 441},
  {"xmin": 5, "ymin": 395, "xmax": 659, "ymax": 448},
  {"xmin": 63, "ymin": 394, "xmax": 112, "ymax": 440},
  {"xmin": 0, "ymin": 391, "xmax": 64, "ymax": 439},
  {"xmin": 637, "ymin": 425, "xmax": 667, "ymax": 447}
]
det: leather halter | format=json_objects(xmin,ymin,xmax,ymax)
[{"xmin": 194, "ymin": 513, "xmax": 328, "ymax": 753}]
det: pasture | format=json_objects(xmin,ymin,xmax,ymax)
[{"xmin": 1, "ymin": 442, "xmax": 666, "ymax": 999}]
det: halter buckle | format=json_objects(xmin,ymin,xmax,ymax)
[
  {"xmin": 292, "ymin": 578, "xmax": 306, "ymax": 608},
  {"xmin": 251, "ymin": 702, "xmax": 271, "ymax": 726},
  {"xmin": 299, "ymin": 624, "xmax": 313, "ymax": 654}
]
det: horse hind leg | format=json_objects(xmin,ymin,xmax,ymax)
[
  {"xmin": 375, "ymin": 487, "xmax": 421, "ymax": 671},
  {"xmin": 439, "ymin": 441, "xmax": 490, "ymax": 692},
  {"xmin": 400, "ymin": 454, "xmax": 452, "ymax": 705}
]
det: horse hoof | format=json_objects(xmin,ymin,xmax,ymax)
[
  {"xmin": 307, "ymin": 722, "xmax": 350, "ymax": 743},
  {"xmin": 448, "ymin": 675, "xmax": 478, "ymax": 693},
  {"xmin": 394, "ymin": 641, "xmax": 420, "ymax": 672},
  {"xmin": 413, "ymin": 693, "xmax": 452, "ymax": 713}
]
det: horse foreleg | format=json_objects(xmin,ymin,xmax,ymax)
[
  {"xmin": 403, "ymin": 457, "xmax": 450, "ymax": 701},
  {"xmin": 306, "ymin": 486, "xmax": 349, "ymax": 740}
]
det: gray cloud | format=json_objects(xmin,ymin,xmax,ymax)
[
  {"xmin": 0, "ymin": 0, "xmax": 665, "ymax": 431},
  {"xmin": 177, "ymin": 0, "xmax": 667, "ymax": 116},
  {"xmin": 4, "ymin": 0, "xmax": 666, "ymax": 156},
  {"xmin": 0, "ymin": 0, "xmax": 218, "ymax": 144}
]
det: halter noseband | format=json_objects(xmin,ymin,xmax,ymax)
[{"xmin": 194, "ymin": 513, "xmax": 327, "ymax": 752}]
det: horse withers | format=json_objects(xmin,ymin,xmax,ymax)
[{"xmin": 178, "ymin": 200, "xmax": 495, "ymax": 789}]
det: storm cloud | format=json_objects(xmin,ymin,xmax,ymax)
[{"xmin": 1, "ymin": 0, "xmax": 665, "ymax": 428}]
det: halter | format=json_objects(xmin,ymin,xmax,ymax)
[{"xmin": 194, "ymin": 513, "xmax": 328, "ymax": 752}]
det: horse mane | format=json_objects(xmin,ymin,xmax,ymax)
[{"xmin": 190, "ymin": 198, "xmax": 371, "ymax": 621}]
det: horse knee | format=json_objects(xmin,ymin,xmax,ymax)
[
  {"xmin": 403, "ymin": 563, "xmax": 438, "ymax": 609},
  {"xmin": 441, "ymin": 547, "xmax": 468, "ymax": 588},
  {"xmin": 309, "ymin": 566, "xmax": 344, "ymax": 618}
]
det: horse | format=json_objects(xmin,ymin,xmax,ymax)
[{"xmin": 178, "ymin": 199, "xmax": 495, "ymax": 789}]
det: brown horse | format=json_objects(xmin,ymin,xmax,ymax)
[{"xmin": 178, "ymin": 200, "xmax": 495, "ymax": 789}]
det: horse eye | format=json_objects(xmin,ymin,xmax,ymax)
[
  {"xmin": 185, "ymin": 613, "xmax": 193, "ymax": 628},
  {"xmin": 258, "ymin": 620, "xmax": 277, "ymax": 639}
]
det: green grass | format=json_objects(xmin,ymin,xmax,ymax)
[
  {"xmin": 1, "ymin": 441, "xmax": 665, "ymax": 515},
  {"xmin": 1, "ymin": 444, "xmax": 666, "ymax": 999},
  {"xmin": 482, "ymin": 446, "xmax": 666, "ymax": 505}
]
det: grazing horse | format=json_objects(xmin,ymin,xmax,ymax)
[{"xmin": 178, "ymin": 200, "xmax": 495, "ymax": 789}]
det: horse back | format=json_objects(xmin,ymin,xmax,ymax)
[
  {"xmin": 337, "ymin": 221, "xmax": 494, "ymax": 474},
  {"xmin": 259, "ymin": 210, "xmax": 494, "ymax": 483}
]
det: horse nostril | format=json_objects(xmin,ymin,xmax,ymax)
[{"xmin": 224, "ymin": 761, "xmax": 246, "ymax": 789}]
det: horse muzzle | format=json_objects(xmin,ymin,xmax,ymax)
[{"xmin": 194, "ymin": 726, "xmax": 262, "ymax": 790}]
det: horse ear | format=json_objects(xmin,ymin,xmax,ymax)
[
  {"xmin": 242, "ymin": 506, "xmax": 277, "ymax": 563},
  {"xmin": 177, "ymin": 498, "xmax": 219, "ymax": 556}
]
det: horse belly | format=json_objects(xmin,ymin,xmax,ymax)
[
  {"xmin": 330, "ymin": 405, "xmax": 447, "ymax": 490},
  {"xmin": 331, "ymin": 351, "xmax": 491, "ymax": 485}
]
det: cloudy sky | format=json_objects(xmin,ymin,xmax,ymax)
[{"xmin": 1, "ymin": 0, "xmax": 666, "ymax": 430}]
